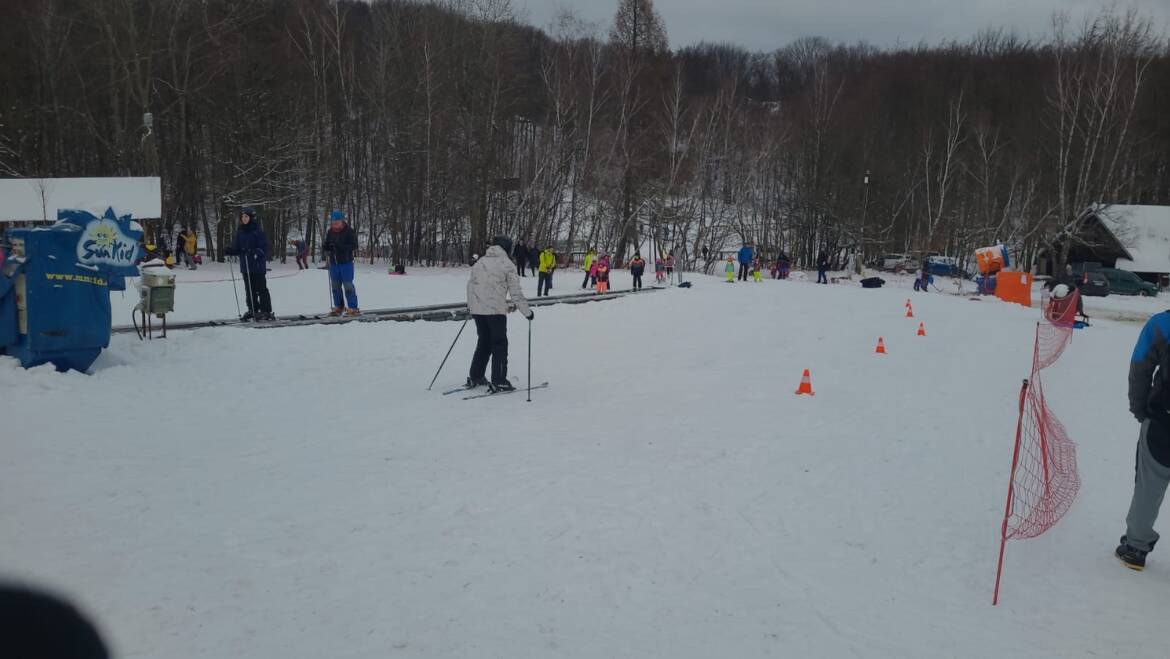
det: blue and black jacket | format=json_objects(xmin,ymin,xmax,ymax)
[{"xmin": 1130, "ymin": 311, "xmax": 1170, "ymax": 420}]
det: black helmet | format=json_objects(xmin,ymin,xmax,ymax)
[{"xmin": 491, "ymin": 235, "xmax": 513, "ymax": 254}]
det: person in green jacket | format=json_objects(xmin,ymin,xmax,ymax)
[
  {"xmin": 581, "ymin": 248, "xmax": 597, "ymax": 289},
  {"xmin": 538, "ymin": 245, "xmax": 557, "ymax": 297}
]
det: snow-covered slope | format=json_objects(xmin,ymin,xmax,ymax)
[{"xmin": 2, "ymin": 271, "xmax": 1166, "ymax": 658}]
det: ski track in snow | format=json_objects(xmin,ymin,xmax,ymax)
[{"xmin": 2, "ymin": 265, "xmax": 1170, "ymax": 658}]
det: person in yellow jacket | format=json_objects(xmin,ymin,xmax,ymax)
[
  {"xmin": 725, "ymin": 256, "xmax": 736, "ymax": 282},
  {"xmin": 538, "ymin": 245, "xmax": 556, "ymax": 297},
  {"xmin": 180, "ymin": 228, "xmax": 198, "ymax": 270},
  {"xmin": 581, "ymin": 248, "xmax": 597, "ymax": 289}
]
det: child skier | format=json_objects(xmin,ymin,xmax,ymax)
[
  {"xmin": 595, "ymin": 254, "xmax": 611, "ymax": 294},
  {"xmin": 655, "ymin": 256, "xmax": 666, "ymax": 284},
  {"xmin": 630, "ymin": 252, "xmax": 646, "ymax": 291},
  {"xmin": 725, "ymin": 256, "xmax": 735, "ymax": 282},
  {"xmin": 752, "ymin": 256, "xmax": 762, "ymax": 282},
  {"xmin": 665, "ymin": 252, "xmax": 675, "ymax": 284}
]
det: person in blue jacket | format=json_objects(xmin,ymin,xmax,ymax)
[
  {"xmin": 737, "ymin": 243, "xmax": 754, "ymax": 281},
  {"xmin": 323, "ymin": 210, "xmax": 360, "ymax": 316},
  {"xmin": 1117, "ymin": 311, "xmax": 1170, "ymax": 570},
  {"xmin": 224, "ymin": 207, "xmax": 273, "ymax": 321}
]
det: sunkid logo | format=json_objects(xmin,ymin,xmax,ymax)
[
  {"xmin": 78, "ymin": 219, "xmax": 138, "ymax": 266},
  {"xmin": 63, "ymin": 207, "xmax": 142, "ymax": 269}
]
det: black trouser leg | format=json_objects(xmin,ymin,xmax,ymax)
[
  {"xmin": 470, "ymin": 315, "xmax": 492, "ymax": 381},
  {"xmin": 583, "ymin": 271, "xmax": 591, "ymax": 288},
  {"xmin": 633, "ymin": 274, "xmax": 642, "ymax": 290},
  {"xmin": 483, "ymin": 315, "xmax": 508, "ymax": 384},
  {"xmin": 242, "ymin": 272, "xmax": 257, "ymax": 314},
  {"xmin": 517, "ymin": 262, "xmax": 525, "ymax": 277},
  {"xmin": 249, "ymin": 273, "xmax": 272, "ymax": 313},
  {"xmin": 739, "ymin": 263, "xmax": 748, "ymax": 281}
]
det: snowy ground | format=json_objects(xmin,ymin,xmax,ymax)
[{"xmin": 4, "ymin": 267, "xmax": 1170, "ymax": 658}]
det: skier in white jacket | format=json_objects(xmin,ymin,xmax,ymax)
[{"xmin": 466, "ymin": 236, "xmax": 533, "ymax": 392}]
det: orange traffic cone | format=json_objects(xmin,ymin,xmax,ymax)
[
  {"xmin": 917, "ymin": 322, "xmax": 926, "ymax": 337},
  {"xmin": 906, "ymin": 305, "xmax": 914, "ymax": 318},
  {"xmin": 875, "ymin": 337, "xmax": 887, "ymax": 354},
  {"xmin": 795, "ymin": 369, "xmax": 815, "ymax": 396}
]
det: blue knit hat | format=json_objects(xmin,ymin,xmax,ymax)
[
  {"xmin": 330, "ymin": 210, "xmax": 345, "ymax": 222},
  {"xmin": 242, "ymin": 207, "xmax": 256, "ymax": 219}
]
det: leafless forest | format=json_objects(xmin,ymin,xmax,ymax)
[{"xmin": 1, "ymin": 0, "xmax": 1167, "ymax": 271}]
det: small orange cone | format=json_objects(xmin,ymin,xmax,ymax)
[
  {"xmin": 917, "ymin": 322, "xmax": 926, "ymax": 337},
  {"xmin": 875, "ymin": 337, "xmax": 887, "ymax": 354},
  {"xmin": 906, "ymin": 305, "xmax": 914, "ymax": 318},
  {"xmin": 795, "ymin": 369, "xmax": 815, "ymax": 396}
]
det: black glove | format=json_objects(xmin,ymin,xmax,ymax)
[{"xmin": 525, "ymin": 310, "xmax": 534, "ymax": 320}]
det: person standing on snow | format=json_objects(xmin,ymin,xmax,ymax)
[
  {"xmin": 513, "ymin": 239, "xmax": 528, "ymax": 277},
  {"xmin": 752, "ymin": 256, "xmax": 762, "ymax": 282},
  {"xmin": 738, "ymin": 243, "xmax": 754, "ymax": 281},
  {"xmin": 816, "ymin": 251, "xmax": 829, "ymax": 284},
  {"xmin": 629, "ymin": 252, "xmax": 646, "ymax": 291},
  {"xmin": 725, "ymin": 256, "xmax": 736, "ymax": 282},
  {"xmin": 323, "ymin": 210, "xmax": 360, "ymax": 316},
  {"xmin": 224, "ymin": 208, "xmax": 273, "ymax": 321},
  {"xmin": 528, "ymin": 243, "xmax": 540, "ymax": 278},
  {"xmin": 595, "ymin": 254, "xmax": 611, "ymax": 293},
  {"xmin": 538, "ymin": 244, "xmax": 556, "ymax": 297},
  {"xmin": 1117, "ymin": 310, "xmax": 1170, "ymax": 570},
  {"xmin": 655, "ymin": 255, "xmax": 666, "ymax": 284},
  {"xmin": 466, "ymin": 236, "xmax": 533, "ymax": 393},
  {"xmin": 290, "ymin": 237, "xmax": 309, "ymax": 270},
  {"xmin": 581, "ymin": 247, "xmax": 597, "ymax": 289},
  {"xmin": 665, "ymin": 251, "xmax": 675, "ymax": 284}
]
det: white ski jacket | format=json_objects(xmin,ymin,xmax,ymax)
[{"xmin": 467, "ymin": 246, "xmax": 532, "ymax": 317}]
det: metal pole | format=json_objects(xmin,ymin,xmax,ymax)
[
  {"xmin": 527, "ymin": 318, "xmax": 532, "ymax": 402},
  {"xmin": 227, "ymin": 256, "xmax": 242, "ymax": 319},
  {"xmin": 427, "ymin": 318, "xmax": 469, "ymax": 390}
]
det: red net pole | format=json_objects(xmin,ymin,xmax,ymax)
[{"xmin": 994, "ymin": 378, "xmax": 1031, "ymax": 606}]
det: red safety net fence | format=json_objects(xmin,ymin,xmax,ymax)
[{"xmin": 992, "ymin": 289, "xmax": 1081, "ymax": 604}]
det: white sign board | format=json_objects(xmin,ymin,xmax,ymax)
[{"xmin": 0, "ymin": 177, "xmax": 162, "ymax": 222}]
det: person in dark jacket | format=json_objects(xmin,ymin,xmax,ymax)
[
  {"xmin": 513, "ymin": 239, "xmax": 528, "ymax": 277},
  {"xmin": 528, "ymin": 244, "xmax": 540, "ymax": 277},
  {"xmin": 1117, "ymin": 311, "xmax": 1170, "ymax": 570},
  {"xmin": 322, "ymin": 210, "xmax": 360, "ymax": 316},
  {"xmin": 224, "ymin": 207, "xmax": 273, "ymax": 321},
  {"xmin": 816, "ymin": 251, "xmax": 829, "ymax": 284},
  {"xmin": 737, "ymin": 243, "xmax": 754, "ymax": 281},
  {"xmin": 629, "ymin": 251, "xmax": 646, "ymax": 290}
]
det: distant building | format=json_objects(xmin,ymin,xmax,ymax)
[{"xmin": 1043, "ymin": 205, "xmax": 1170, "ymax": 285}]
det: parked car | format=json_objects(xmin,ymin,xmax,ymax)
[
  {"xmin": 1066, "ymin": 262, "xmax": 1109, "ymax": 297},
  {"xmin": 878, "ymin": 253, "xmax": 913, "ymax": 270},
  {"xmin": 926, "ymin": 255, "xmax": 961, "ymax": 277},
  {"xmin": 1102, "ymin": 267, "xmax": 1159, "ymax": 296}
]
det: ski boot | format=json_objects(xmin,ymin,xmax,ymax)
[
  {"xmin": 1116, "ymin": 537, "xmax": 1148, "ymax": 571},
  {"xmin": 345, "ymin": 308, "xmax": 361, "ymax": 316},
  {"xmin": 240, "ymin": 310, "xmax": 254, "ymax": 322},
  {"xmin": 465, "ymin": 376, "xmax": 489, "ymax": 390},
  {"xmin": 328, "ymin": 307, "xmax": 344, "ymax": 317},
  {"xmin": 488, "ymin": 380, "xmax": 516, "ymax": 393}
]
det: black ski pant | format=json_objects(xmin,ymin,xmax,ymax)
[
  {"xmin": 632, "ymin": 273, "xmax": 642, "ymax": 290},
  {"xmin": 538, "ymin": 272, "xmax": 552, "ymax": 297},
  {"xmin": 582, "ymin": 271, "xmax": 594, "ymax": 288},
  {"xmin": 243, "ymin": 272, "xmax": 272, "ymax": 314},
  {"xmin": 470, "ymin": 314, "xmax": 509, "ymax": 385},
  {"xmin": 817, "ymin": 268, "xmax": 828, "ymax": 284},
  {"xmin": 517, "ymin": 261, "xmax": 526, "ymax": 277},
  {"xmin": 739, "ymin": 263, "xmax": 749, "ymax": 281}
]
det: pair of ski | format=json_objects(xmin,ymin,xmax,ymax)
[{"xmin": 442, "ymin": 381, "xmax": 550, "ymax": 400}]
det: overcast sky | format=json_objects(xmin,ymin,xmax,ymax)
[{"xmin": 511, "ymin": 0, "xmax": 1170, "ymax": 51}]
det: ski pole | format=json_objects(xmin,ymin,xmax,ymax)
[
  {"xmin": 227, "ymin": 255, "xmax": 242, "ymax": 319},
  {"xmin": 426, "ymin": 317, "xmax": 468, "ymax": 390},
  {"xmin": 527, "ymin": 317, "xmax": 532, "ymax": 402}
]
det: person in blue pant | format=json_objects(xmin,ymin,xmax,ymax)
[
  {"xmin": 737, "ymin": 243, "xmax": 754, "ymax": 281},
  {"xmin": 323, "ymin": 210, "xmax": 360, "ymax": 316}
]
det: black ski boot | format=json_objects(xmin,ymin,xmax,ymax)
[
  {"xmin": 489, "ymin": 380, "xmax": 516, "ymax": 393},
  {"xmin": 1116, "ymin": 537, "xmax": 1148, "ymax": 571},
  {"xmin": 240, "ymin": 310, "xmax": 254, "ymax": 322},
  {"xmin": 465, "ymin": 376, "xmax": 489, "ymax": 389}
]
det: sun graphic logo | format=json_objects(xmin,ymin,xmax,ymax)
[{"xmin": 76, "ymin": 217, "xmax": 138, "ymax": 267}]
